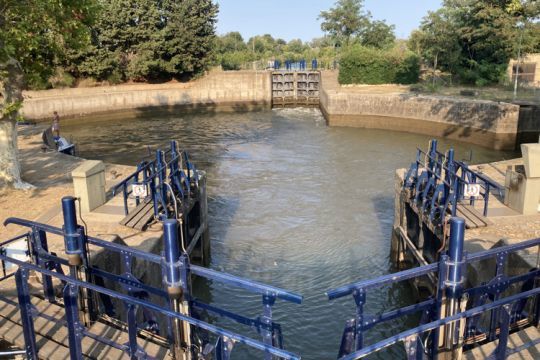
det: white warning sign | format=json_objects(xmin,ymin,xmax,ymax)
[
  {"xmin": 464, "ymin": 184, "xmax": 481, "ymax": 198},
  {"xmin": 132, "ymin": 184, "xmax": 148, "ymax": 198}
]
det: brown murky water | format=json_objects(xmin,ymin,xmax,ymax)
[{"xmin": 63, "ymin": 108, "xmax": 516, "ymax": 359}]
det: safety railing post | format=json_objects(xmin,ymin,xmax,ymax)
[
  {"xmin": 495, "ymin": 305, "xmax": 511, "ymax": 360},
  {"xmin": 15, "ymin": 268, "xmax": 38, "ymax": 360},
  {"xmin": 62, "ymin": 196, "xmax": 83, "ymax": 267},
  {"xmin": 431, "ymin": 253, "xmax": 449, "ymax": 356},
  {"xmin": 428, "ymin": 139, "xmax": 438, "ymax": 176},
  {"xmin": 150, "ymin": 166, "xmax": 159, "ymax": 217},
  {"xmin": 484, "ymin": 184, "xmax": 490, "ymax": 217},
  {"xmin": 126, "ymin": 302, "xmax": 140, "ymax": 358},
  {"xmin": 489, "ymin": 251, "xmax": 508, "ymax": 341},
  {"xmin": 63, "ymin": 283, "xmax": 83, "ymax": 360},
  {"xmin": 261, "ymin": 293, "xmax": 277, "ymax": 360},
  {"xmin": 135, "ymin": 163, "xmax": 142, "ymax": 207},
  {"xmin": 353, "ymin": 288, "xmax": 366, "ymax": 351},
  {"xmin": 183, "ymin": 151, "xmax": 192, "ymax": 189},
  {"xmin": 163, "ymin": 219, "xmax": 189, "ymax": 360},
  {"xmin": 170, "ymin": 141, "xmax": 184, "ymax": 198},
  {"xmin": 122, "ymin": 186, "xmax": 129, "ymax": 216},
  {"xmin": 61, "ymin": 196, "xmax": 94, "ymax": 324},
  {"xmin": 444, "ymin": 149, "xmax": 455, "ymax": 203},
  {"xmin": 444, "ymin": 217, "xmax": 466, "ymax": 351},
  {"xmin": 156, "ymin": 150, "xmax": 169, "ymax": 218},
  {"xmin": 31, "ymin": 229, "xmax": 55, "ymax": 303}
]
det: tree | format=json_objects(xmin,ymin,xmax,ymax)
[
  {"xmin": 216, "ymin": 32, "xmax": 247, "ymax": 53},
  {"xmin": 72, "ymin": 0, "xmax": 218, "ymax": 81},
  {"xmin": 319, "ymin": 0, "xmax": 370, "ymax": 46},
  {"xmin": 0, "ymin": 0, "xmax": 96, "ymax": 188},
  {"xmin": 319, "ymin": 0, "xmax": 396, "ymax": 49},
  {"xmin": 161, "ymin": 0, "xmax": 218, "ymax": 78},
  {"xmin": 409, "ymin": 9, "xmax": 461, "ymax": 79},
  {"xmin": 361, "ymin": 20, "xmax": 396, "ymax": 49},
  {"xmin": 412, "ymin": 0, "xmax": 540, "ymax": 85}
]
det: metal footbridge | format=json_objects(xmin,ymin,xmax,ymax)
[{"xmin": 0, "ymin": 197, "xmax": 302, "ymax": 359}]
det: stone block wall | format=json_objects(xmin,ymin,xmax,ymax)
[
  {"xmin": 21, "ymin": 71, "xmax": 272, "ymax": 120},
  {"xmin": 320, "ymin": 87, "xmax": 521, "ymax": 150}
]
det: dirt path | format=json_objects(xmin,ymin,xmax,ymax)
[{"xmin": 0, "ymin": 125, "xmax": 135, "ymax": 241}]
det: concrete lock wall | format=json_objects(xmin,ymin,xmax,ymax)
[
  {"xmin": 21, "ymin": 71, "xmax": 272, "ymax": 120},
  {"xmin": 320, "ymin": 88, "xmax": 521, "ymax": 150},
  {"xmin": 21, "ymin": 69, "xmax": 526, "ymax": 151}
]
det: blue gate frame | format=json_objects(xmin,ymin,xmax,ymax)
[
  {"xmin": 0, "ymin": 196, "xmax": 303, "ymax": 359},
  {"xmin": 327, "ymin": 217, "xmax": 540, "ymax": 359},
  {"xmin": 403, "ymin": 140, "xmax": 505, "ymax": 222},
  {"xmin": 111, "ymin": 140, "xmax": 196, "ymax": 219}
]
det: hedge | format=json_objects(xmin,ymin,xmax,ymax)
[{"xmin": 339, "ymin": 46, "xmax": 420, "ymax": 85}]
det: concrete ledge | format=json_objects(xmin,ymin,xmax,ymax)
[
  {"xmin": 320, "ymin": 88, "xmax": 521, "ymax": 150},
  {"xmin": 322, "ymin": 111, "xmax": 517, "ymax": 150},
  {"xmin": 21, "ymin": 71, "xmax": 272, "ymax": 120}
]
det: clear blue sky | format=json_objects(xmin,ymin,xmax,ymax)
[{"xmin": 216, "ymin": 0, "xmax": 442, "ymax": 42}]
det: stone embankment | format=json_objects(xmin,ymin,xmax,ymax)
[
  {"xmin": 21, "ymin": 69, "xmax": 535, "ymax": 150},
  {"xmin": 21, "ymin": 70, "xmax": 271, "ymax": 120},
  {"xmin": 319, "ymin": 72, "xmax": 523, "ymax": 150}
]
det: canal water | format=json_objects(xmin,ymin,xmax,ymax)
[{"xmin": 63, "ymin": 108, "xmax": 515, "ymax": 359}]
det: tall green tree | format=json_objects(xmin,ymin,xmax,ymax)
[
  {"xmin": 408, "ymin": 9, "xmax": 461, "ymax": 77},
  {"xmin": 161, "ymin": 0, "xmax": 218, "ymax": 78},
  {"xmin": 361, "ymin": 20, "xmax": 396, "ymax": 49},
  {"xmin": 72, "ymin": 0, "xmax": 218, "ymax": 81},
  {"xmin": 319, "ymin": 0, "xmax": 396, "ymax": 49},
  {"xmin": 412, "ymin": 0, "xmax": 540, "ymax": 85},
  {"xmin": 216, "ymin": 32, "xmax": 247, "ymax": 53},
  {"xmin": 319, "ymin": 0, "xmax": 370, "ymax": 46},
  {"xmin": 0, "ymin": 0, "xmax": 96, "ymax": 188}
]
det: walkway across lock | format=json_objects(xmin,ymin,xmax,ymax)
[
  {"xmin": 0, "ymin": 196, "xmax": 303, "ymax": 359},
  {"xmin": 326, "ymin": 217, "xmax": 540, "ymax": 359}
]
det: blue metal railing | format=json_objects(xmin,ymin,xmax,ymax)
[
  {"xmin": 273, "ymin": 59, "xmax": 318, "ymax": 71},
  {"xmin": 341, "ymin": 287, "xmax": 540, "ymax": 359},
  {"xmin": 0, "ymin": 232, "xmax": 30, "ymax": 282},
  {"xmin": 1, "ymin": 197, "xmax": 303, "ymax": 359},
  {"xmin": 404, "ymin": 140, "xmax": 506, "ymax": 221},
  {"xmin": 327, "ymin": 217, "xmax": 540, "ymax": 359},
  {"xmin": 111, "ymin": 140, "xmax": 195, "ymax": 218}
]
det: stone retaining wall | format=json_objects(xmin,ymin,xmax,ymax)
[
  {"xmin": 320, "ymin": 87, "xmax": 521, "ymax": 150},
  {"xmin": 21, "ymin": 70, "xmax": 528, "ymax": 151},
  {"xmin": 21, "ymin": 71, "xmax": 271, "ymax": 120}
]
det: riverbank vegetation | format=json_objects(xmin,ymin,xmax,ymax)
[{"xmin": 409, "ymin": 0, "xmax": 539, "ymax": 86}]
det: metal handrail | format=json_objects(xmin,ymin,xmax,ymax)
[
  {"xmin": 110, "ymin": 143, "xmax": 194, "ymax": 218},
  {"xmin": 410, "ymin": 141, "xmax": 505, "ymax": 217},
  {"xmin": 341, "ymin": 287, "xmax": 540, "ymax": 360},
  {"xmin": 326, "ymin": 226, "xmax": 540, "ymax": 360},
  {"xmin": 0, "ymin": 233, "xmax": 30, "ymax": 247},
  {"xmin": 0, "ymin": 254, "xmax": 301, "ymax": 360},
  {"xmin": 328, "ymin": 237, "xmax": 540, "ymax": 300},
  {"xmin": 110, "ymin": 160, "xmax": 155, "ymax": 197},
  {"xmin": 3, "ymin": 217, "xmax": 303, "ymax": 304}
]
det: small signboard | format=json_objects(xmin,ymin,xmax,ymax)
[
  {"xmin": 464, "ymin": 184, "xmax": 481, "ymax": 198},
  {"xmin": 132, "ymin": 183, "xmax": 148, "ymax": 198}
]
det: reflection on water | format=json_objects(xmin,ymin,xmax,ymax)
[{"xmin": 64, "ymin": 108, "xmax": 516, "ymax": 359}]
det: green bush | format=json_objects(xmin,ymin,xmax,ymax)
[
  {"xmin": 47, "ymin": 68, "xmax": 75, "ymax": 89},
  {"xmin": 220, "ymin": 51, "xmax": 251, "ymax": 70},
  {"xmin": 456, "ymin": 61, "xmax": 508, "ymax": 86},
  {"xmin": 339, "ymin": 46, "xmax": 420, "ymax": 85}
]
